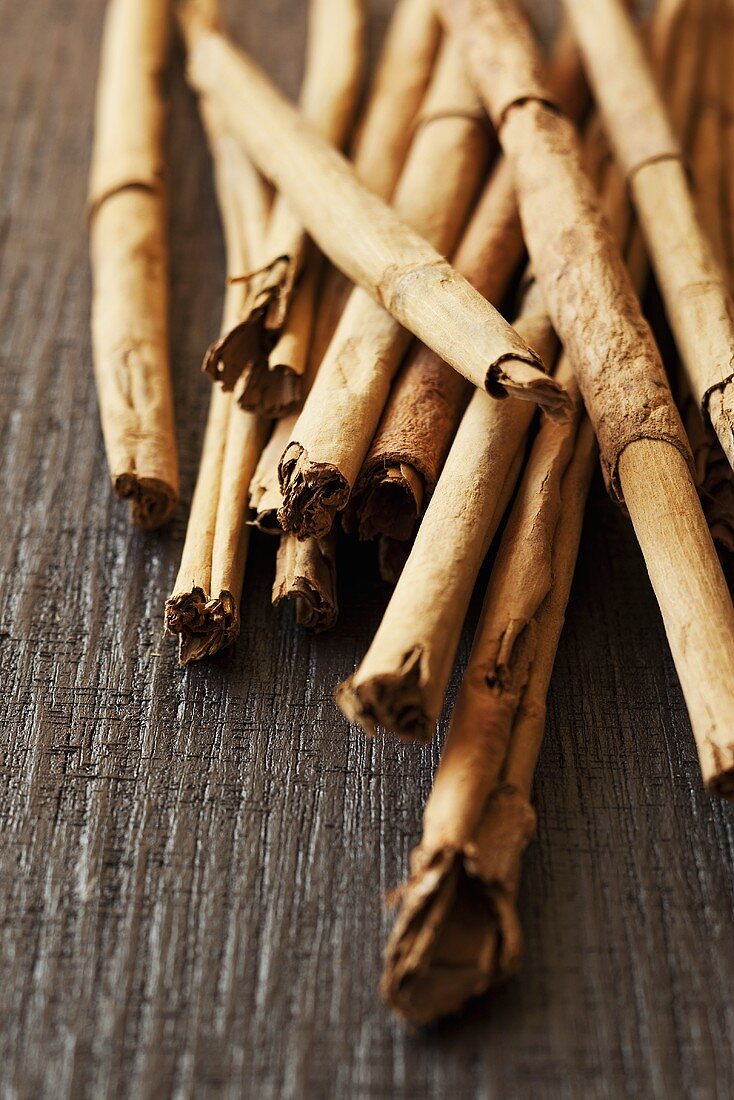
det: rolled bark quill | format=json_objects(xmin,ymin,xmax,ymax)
[
  {"xmin": 202, "ymin": 0, "xmax": 364, "ymax": 418},
  {"xmin": 346, "ymin": 24, "xmax": 588, "ymax": 549},
  {"xmin": 278, "ymin": 39, "xmax": 495, "ymax": 540},
  {"xmin": 349, "ymin": 0, "xmax": 441, "ymax": 203},
  {"xmin": 179, "ymin": 8, "xmax": 567, "ymax": 417},
  {"xmin": 272, "ymin": 529, "xmax": 338, "ymax": 632},
  {"xmin": 382, "ymin": 364, "xmax": 597, "ymax": 1027},
  {"xmin": 336, "ymin": 281, "xmax": 558, "ymax": 743},
  {"xmin": 164, "ymin": 107, "xmax": 269, "ymax": 663},
  {"xmin": 88, "ymin": 0, "xmax": 178, "ymax": 528},
  {"xmin": 440, "ymin": 0, "xmax": 734, "ymax": 796},
  {"xmin": 561, "ymin": 0, "xmax": 734, "ymax": 471}
]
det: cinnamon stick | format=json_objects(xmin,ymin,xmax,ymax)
[
  {"xmin": 345, "ymin": 24, "xmax": 588, "ymax": 548},
  {"xmin": 336, "ymin": 281, "xmax": 558, "ymax": 742},
  {"xmin": 439, "ymin": 0, "xmax": 734, "ymax": 795},
  {"xmin": 276, "ymin": 37, "xmax": 497, "ymax": 539},
  {"xmin": 88, "ymin": 0, "xmax": 178, "ymax": 528},
  {"xmin": 164, "ymin": 103, "xmax": 269, "ymax": 663},
  {"xmin": 180, "ymin": 7, "xmax": 567, "ymax": 425},
  {"xmin": 273, "ymin": 530, "xmax": 338, "ymax": 632},
  {"xmin": 350, "ymin": 0, "xmax": 441, "ymax": 202},
  {"xmin": 382, "ymin": 362, "xmax": 596, "ymax": 1026},
  {"xmin": 561, "ymin": 0, "xmax": 734, "ymax": 471},
  {"xmin": 201, "ymin": 0, "xmax": 364, "ymax": 418}
]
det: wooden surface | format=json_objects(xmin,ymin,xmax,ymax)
[{"xmin": 2, "ymin": 1, "xmax": 734, "ymax": 1097}]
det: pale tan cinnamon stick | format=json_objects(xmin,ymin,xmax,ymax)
[
  {"xmin": 440, "ymin": 0, "xmax": 734, "ymax": 794},
  {"xmin": 164, "ymin": 103, "xmax": 269, "ymax": 663},
  {"xmin": 276, "ymin": 37, "xmax": 498, "ymax": 539},
  {"xmin": 561, "ymin": 0, "xmax": 734, "ymax": 471},
  {"xmin": 382, "ymin": 363, "xmax": 596, "ymax": 1026},
  {"xmin": 88, "ymin": 0, "xmax": 178, "ymax": 528},
  {"xmin": 345, "ymin": 24, "xmax": 588, "ymax": 547},
  {"xmin": 180, "ymin": 9, "xmax": 566, "ymax": 422},
  {"xmin": 336, "ymin": 282, "xmax": 558, "ymax": 742},
  {"xmin": 351, "ymin": 0, "xmax": 441, "ymax": 201},
  {"xmin": 200, "ymin": 0, "xmax": 364, "ymax": 417}
]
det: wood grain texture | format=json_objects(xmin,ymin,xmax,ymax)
[{"xmin": 1, "ymin": 1, "xmax": 733, "ymax": 1097}]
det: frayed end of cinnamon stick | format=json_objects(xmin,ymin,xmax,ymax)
[
  {"xmin": 278, "ymin": 443, "xmax": 350, "ymax": 540},
  {"xmin": 487, "ymin": 357, "xmax": 571, "ymax": 422},
  {"xmin": 346, "ymin": 463, "xmax": 424, "ymax": 542},
  {"xmin": 164, "ymin": 587, "xmax": 239, "ymax": 663},
  {"xmin": 335, "ymin": 646, "xmax": 432, "ymax": 742},
  {"xmin": 381, "ymin": 788, "xmax": 535, "ymax": 1027},
  {"xmin": 115, "ymin": 473, "xmax": 177, "ymax": 530},
  {"xmin": 273, "ymin": 534, "xmax": 338, "ymax": 632},
  {"xmin": 203, "ymin": 317, "xmax": 269, "ymax": 391},
  {"xmin": 235, "ymin": 360, "xmax": 303, "ymax": 419}
]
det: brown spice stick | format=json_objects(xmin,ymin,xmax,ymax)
[
  {"xmin": 201, "ymin": 0, "xmax": 364, "ymax": 417},
  {"xmin": 276, "ymin": 38, "xmax": 497, "ymax": 540},
  {"xmin": 350, "ymin": 0, "xmax": 441, "ymax": 201},
  {"xmin": 381, "ymin": 364, "xmax": 595, "ymax": 1026},
  {"xmin": 88, "ymin": 0, "xmax": 178, "ymax": 528},
  {"xmin": 562, "ymin": 0, "xmax": 734, "ymax": 470},
  {"xmin": 336, "ymin": 282, "xmax": 558, "ymax": 742},
  {"xmin": 273, "ymin": 530, "xmax": 338, "ymax": 632},
  {"xmin": 164, "ymin": 103, "xmax": 269, "ymax": 663},
  {"xmin": 180, "ymin": 9, "xmax": 566, "ymax": 419},
  {"xmin": 440, "ymin": 0, "xmax": 734, "ymax": 795},
  {"xmin": 346, "ymin": 24, "xmax": 588, "ymax": 547}
]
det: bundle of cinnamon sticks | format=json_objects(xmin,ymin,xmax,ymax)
[{"xmin": 88, "ymin": 0, "xmax": 734, "ymax": 1028}]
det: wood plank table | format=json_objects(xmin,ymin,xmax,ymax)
[{"xmin": 2, "ymin": 1, "xmax": 734, "ymax": 1096}]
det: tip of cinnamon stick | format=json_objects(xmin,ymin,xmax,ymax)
[
  {"xmin": 346, "ymin": 464, "xmax": 423, "ymax": 542},
  {"xmin": 487, "ymin": 357, "xmax": 572, "ymax": 422},
  {"xmin": 202, "ymin": 319, "xmax": 269, "ymax": 392},
  {"xmin": 115, "ymin": 473, "xmax": 177, "ymax": 530},
  {"xmin": 164, "ymin": 588, "xmax": 239, "ymax": 663},
  {"xmin": 278, "ymin": 444, "xmax": 350, "ymax": 540},
  {"xmin": 335, "ymin": 647, "xmax": 433, "ymax": 742},
  {"xmin": 381, "ymin": 846, "xmax": 522, "ymax": 1028},
  {"xmin": 234, "ymin": 360, "xmax": 302, "ymax": 419}
]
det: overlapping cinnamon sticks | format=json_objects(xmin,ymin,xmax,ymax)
[
  {"xmin": 164, "ymin": 105, "xmax": 269, "ymax": 662},
  {"xmin": 277, "ymin": 37, "xmax": 494, "ymax": 539},
  {"xmin": 439, "ymin": 0, "xmax": 734, "ymax": 795},
  {"xmin": 382, "ymin": 363, "xmax": 596, "ymax": 1026},
  {"xmin": 201, "ymin": 0, "xmax": 364, "ymax": 418},
  {"xmin": 562, "ymin": 0, "xmax": 734, "ymax": 470},
  {"xmin": 179, "ymin": 5, "xmax": 568, "ymax": 425},
  {"xmin": 89, "ymin": 0, "xmax": 178, "ymax": 528},
  {"xmin": 345, "ymin": 23, "xmax": 588, "ymax": 553},
  {"xmin": 337, "ymin": 280, "xmax": 558, "ymax": 741}
]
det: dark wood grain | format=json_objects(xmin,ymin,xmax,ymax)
[{"xmin": 1, "ymin": 2, "xmax": 734, "ymax": 1097}]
